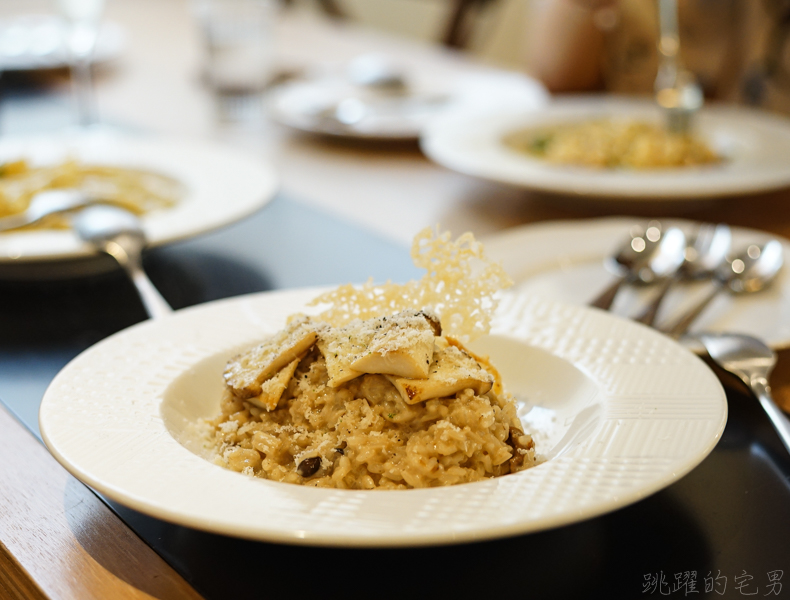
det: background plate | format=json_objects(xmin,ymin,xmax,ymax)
[
  {"xmin": 483, "ymin": 218, "xmax": 790, "ymax": 350},
  {"xmin": 269, "ymin": 71, "xmax": 548, "ymax": 141},
  {"xmin": 39, "ymin": 287, "xmax": 726, "ymax": 547},
  {"xmin": 420, "ymin": 96, "xmax": 790, "ymax": 200},
  {"xmin": 0, "ymin": 16, "xmax": 124, "ymax": 71},
  {"xmin": 0, "ymin": 130, "xmax": 278, "ymax": 277}
]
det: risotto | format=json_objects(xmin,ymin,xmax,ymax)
[
  {"xmin": 504, "ymin": 119, "xmax": 720, "ymax": 169},
  {"xmin": 205, "ymin": 227, "xmax": 538, "ymax": 489}
]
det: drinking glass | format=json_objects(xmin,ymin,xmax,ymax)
[
  {"xmin": 58, "ymin": 0, "xmax": 106, "ymax": 126},
  {"xmin": 194, "ymin": 0, "xmax": 275, "ymax": 121}
]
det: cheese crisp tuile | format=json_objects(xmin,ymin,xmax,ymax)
[
  {"xmin": 224, "ymin": 316, "xmax": 320, "ymax": 399},
  {"xmin": 307, "ymin": 227, "xmax": 513, "ymax": 343}
]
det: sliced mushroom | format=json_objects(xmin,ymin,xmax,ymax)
[
  {"xmin": 386, "ymin": 338, "xmax": 493, "ymax": 404},
  {"xmin": 418, "ymin": 309, "xmax": 442, "ymax": 337},
  {"xmin": 246, "ymin": 358, "xmax": 299, "ymax": 411},
  {"xmin": 224, "ymin": 316, "xmax": 320, "ymax": 399},
  {"xmin": 318, "ymin": 309, "xmax": 440, "ymax": 386}
]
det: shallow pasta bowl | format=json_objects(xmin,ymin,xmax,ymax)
[{"xmin": 39, "ymin": 288, "xmax": 727, "ymax": 547}]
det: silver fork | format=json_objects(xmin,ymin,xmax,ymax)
[
  {"xmin": 699, "ymin": 333, "xmax": 790, "ymax": 455},
  {"xmin": 655, "ymin": 0, "xmax": 703, "ymax": 133}
]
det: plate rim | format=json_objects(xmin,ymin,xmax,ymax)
[{"xmin": 39, "ymin": 286, "xmax": 727, "ymax": 547}]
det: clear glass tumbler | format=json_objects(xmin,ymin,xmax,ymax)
[
  {"xmin": 59, "ymin": 0, "xmax": 106, "ymax": 126},
  {"xmin": 195, "ymin": 0, "xmax": 275, "ymax": 121}
]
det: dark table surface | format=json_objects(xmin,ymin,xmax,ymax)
[{"xmin": 1, "ymin": 192, "xmax": 789, "ymax": 600}]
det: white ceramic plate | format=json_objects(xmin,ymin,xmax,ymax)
[
  {"xmin": 421, "ymin": 96, "xmax": 790, "ymax": 200},
  {"xmin": 269, "ymin": 78, "xmax": 445, "ymax": 140},
  {"xmin": 0, "ymin": 130, "xmax": 278, "ymax": 277},
  {"xmin": 483, "ymin": 218, "xmax": 790, "ymax": 350},
  {"xmin": 269, "ymin": 71, "xmax": 548, "ymax": 141},
  {"xmin": 40, "ymin": 287, "xmax": 726, "ymax": 547},
  {"xmin": 0, "ymin": 16, "xmax": 124, "ymax": 71}
]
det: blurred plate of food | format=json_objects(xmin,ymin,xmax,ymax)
[
  {"xmin": 269, "ymin": 56, "xmax": 548, "ymax": 141},
  {"xmin": 483, "ymin": 217, "xmax": 790, "ymax": 349},
  {"xmin": 0, "ymin": 14, "xmax": 124, "ymax": 71},
  {"xmin": 421, "ymin": 95, "xmax": 790, "ymax": 200},
  {"xmin": 0, "ymin": 129, "xmax": 277, "ymax": 278}
]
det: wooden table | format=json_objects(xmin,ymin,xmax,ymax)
[{"xmin": 2, "ymin": 1, "xmax": 790, "ymax": 598}]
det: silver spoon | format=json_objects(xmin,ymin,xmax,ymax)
[
  {"xmin": 662, "ymin": 240, "xmax": 784, "ymax": 339},
  {"xmin": 590, "ymin": 222, "xmax": 686, "ymax": 310},
  {"xmin": 699, "ymin": 333, "xmax": 790, "ymax": 455},
  {"xmin": 635, "ymin": 223, "xmax": 732, "ymax": 326},
  {"xmin": 0, "ymin": 189, "xmax": 98, "ymax": 233},
  {"xmin": 72, "ymin": 205, "xmax": 172, "ymax": 320}
]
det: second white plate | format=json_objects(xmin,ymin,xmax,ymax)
[
  {"xmin": 421, "ymin": 96, "xmax": 790, "ymax": 200},
  {"xmin": 483, "ymin": 218, "xmax": 790, "ymax": 349}
]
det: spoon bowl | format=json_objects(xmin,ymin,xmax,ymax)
[
  {"xmin": 73, "ymin": 205, "xmax": 172, "ymax": 319},
  {"xmin": 635, "ymin": 223, "xmax": 732, "ymax": 325},
  {"xmin": 636, "ymin": 226, "xmax": 687, "ymax": 283},
  {"xmin": 699, "ymin": 333, "xmax": 790, "ymax": 456},
  {"xmin": 663, "ymin": 240, "xmax": 784, "ymax": 338},
  {"xmin": 590, "ymin": 221, "xmax": 686, "ymax": 310},
  {"xmin": 723, "ymin": 241, "xmax": 784, "ymax": 293},
  {"xmin": 684, "ymin": 223, "xmax": 733, "ymax": 279}
]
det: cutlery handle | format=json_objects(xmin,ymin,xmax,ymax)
[
  {"xmin": 662, "ymin": 280, "xmax": 724, "ymax": 339},
  {"xmin": 589, "ymin": 275, "xmax": 626, "ymax": 311},
  {"xmin": 753, "ymin": 379, "xmax": 790, "ymax": 456},
  {"xmin": 101, "ymin": 240, "xmax": 172, "ymax": 320},
  {"xmin": 657, "ymin": 0, "xmax": 680, "ymax": 65},
  {"xmin": 634, "ymin": 275, "xmax": 676, "ymax": 326},
  {"xmin": 126, "ymin": 263, "xmax": 173, "ymax": 320}
]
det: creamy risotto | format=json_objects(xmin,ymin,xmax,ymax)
[
  {"xmin": 206, "ymin": 228, "xmax": 539, "ymax": 489},
  {"xmin": 504, "ymin": 119, "xmax": 720, "ymax": 169}
]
